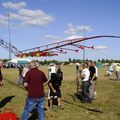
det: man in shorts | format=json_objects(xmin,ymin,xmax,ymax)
[{"xmin": 48, "ymin": 72, "xmax": 62, "ymax": 109}]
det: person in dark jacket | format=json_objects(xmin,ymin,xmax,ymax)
[
  {"xmin": 56, "ymin": 65, "xmax": 63, "ymax": 86},
  {"xmin": 48, "ymin": 65, "xmax": 63, "ymax": 109},
  {"xmin": 88, "ymin": 61, "xmax": 96, "ymax": 99}
]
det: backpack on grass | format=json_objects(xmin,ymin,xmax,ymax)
[{"xmin": 0, "ymin": 108, "xmax": 18, "ymax": 120}]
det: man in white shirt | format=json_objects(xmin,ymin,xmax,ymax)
[{"xmin": 81, "ymin": 63, "xmax": 91, "ymax": 103}]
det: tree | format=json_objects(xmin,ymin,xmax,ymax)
[
  {"xmin": 69, "ymin": 58, "xmax": 72, "ymax": 63},
  {"xmin": 98, "ymin": 59, "xmax": 101, "ymax": 62},
  {"xmin": 101, "ymin": 59, "xmax": 105, "ymax": 63}
]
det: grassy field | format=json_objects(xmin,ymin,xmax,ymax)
[{"xmin": 0, "ymin": 65, "xmax": 120, "ymax": 120}]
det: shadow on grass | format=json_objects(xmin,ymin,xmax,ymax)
[
  {"xmin": 67, "ymin": 94, "xmax": 76, "ymax": 101},
  {"xmin": 28, "ymin": 109, "xmax": 38, "ymax": 120},
  {"xmin": 63, "ymin": 99, "xmax": 103, "ymax": 113},
  {"xmin": 4, "ymin": 78, "xmax": 25, "ymax": 90},
  {"xmin": 28, "ymin": 108, "xmax": 47, "ymax": 120},
  {"xmin": 67, "ymin": 93, "xmax": 103, "ymax": 113},
  {"xmin": 66, "ymin": 94, "xmax": 120, "ymax": 116},
  {"xmin": 109, "ymin": 78, "xmax": 119, "ymax": 81},
  {"xmin": 68, "ymin": 92, "xmax": 85, "ymax": 102},
  {"xmin": 0, "ymin": 96, "xmax": 15, "ymax": 109}
]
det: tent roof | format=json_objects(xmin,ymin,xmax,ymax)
[{"xmin": 8, "ymin": 58, "xmax": 32, "ymax": 64}]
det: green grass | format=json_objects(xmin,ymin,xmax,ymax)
[{"xmin": 0, "ymin": 65, "xmax": 120, "ymax": 120}]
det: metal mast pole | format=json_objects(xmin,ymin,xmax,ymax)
[
  {"xmin": 83, "ymin": 25, "xmax": 85, "ymax": 61},
  {"xmin": 7, "ymin": 7, "xmax": 11, "ymax": 60}
]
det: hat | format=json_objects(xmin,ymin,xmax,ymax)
[{"xmin": 49, "ymin": 63, "xmax": 55, "ymax": 66}]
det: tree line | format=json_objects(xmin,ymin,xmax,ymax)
[{"xmin": 2, "ymin": 58, "xmax": 120, "ymax": 66}]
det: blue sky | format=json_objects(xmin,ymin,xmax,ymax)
[{"xmin": 0, "ymin": 0, "xmax": 120, "ymax": 60}]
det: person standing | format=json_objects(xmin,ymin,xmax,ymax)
[
  {"xmin": 115, "ymin": 64, "xmax": 120, "ymax": 80},
  {"xmin": 48, "ymin": 65, "xmax": 63, "ymax": 109},
  {"xmin": 0, "ymin": 59, "xmax": 3, "ymax": 86},
  {"xmin": 48, "ymin": 72, "xmax": 62, "ymax": 109},
  {"xmin": 108, "ymin": 64, "xmax": 113, "ymax": 76},
  {"xmin": 48, "ymin": 63, "xmax": 56, "ymax": 103},
  {"xmin": 48, "ymin": 63, "xmax": 56, "ymax": 80},
  {"xmin": 56, "ymin": 65, "xmax": 63, "ymax": 86},
  {"xmin": 17, "ymin": 64, "xmax": 24, "ymax": 85},
  {"xmin": 75, "ymin": 63, "xmax": 80, "ymax": 80},
  {"xmin": 92, "ymin": 62, "xmax": 98, "ymax": 97},
  {"xmin": 18, "ymin": 64, "xmax": 23, "ymax": 76},
  {"xmin": 22, "ymin": 61, "xmax": 48, "ymax": 120},
  {"xmin": 118, "ymin": 64, "xmax": 120, "ymax": 80},
  {"xmin": 88, "ymin": 61, "xmax": 96, "ymax": 100},
  {"xmin": 80, "ymin": 63, "xmax": 91, "ymax": 103},
  {"xmin": 22, "ymin": 64, "xmax": 29, "ymax": 81}
]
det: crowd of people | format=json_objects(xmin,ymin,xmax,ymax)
[
  {"xmin": 0, "ymin": 60, "xmax": 63, "ymax": 120},
  {"xmin": 10, "ymin": 61, "xmax": 62, "ymax": 119},
  {"xmin": 21, "ymin": 61, "xmax": 63, "ymax": 120},
  {"xmin": 1, "ymin": 59, "xmax": 120, "ymax": 120},
  {"xmin": 79, "ymin": 61, "xmax": 98, "ymax": 103}
]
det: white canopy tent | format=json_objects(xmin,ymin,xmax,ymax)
[{"xmin": 7, "ymin": 58, "xmax": 32, "ymax": 64}]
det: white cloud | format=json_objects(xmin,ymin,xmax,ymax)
[
  {"xmin": 65, "ymin": 23, "xmax": 77, "ymax": 35},
  {"xmin": 0, "ymin": 15, "xmax": 7, "ymax": 20},
  {"xmin": 44, "ymin": 34, "xmax": 82, "ymax": 45},
  {"xmin": 19, "ymin": 9, "xmax": 54, "ymax": 26},
  {"xmin": 65, "ymin": 23, "xmax": 92, "ymax": 36},
  {"xmin": 9, "ymin": 13, "xmax": 21, "ymax": 20},
  {"xmin": 19, "ymin": 9, "xmax": 45, "ymax": 17},
  {"xmin": 65, "ymin": 35, "xmax": 83, "ymax": 40},
  {"xmin": 44, "ymin": 33, "xmax": 83, "ymax": 46},
  {"xmin": 0, "ymin": 19, "xmax": 7, "ymax": 26},
  {"xmin": 0, "ymin": 2, "xmax": 54, "ymax": 27},
  {"xmin": 3, "ymin": 2, "xmax": 26, "ymax": 9},
  {"xmin": 94, "ymin": 45, "xmax": 108, "ymax": 50},
  {"xmin": 76, "ymin": 25, "xmax": 92, "ymax": 32},
  {"xmin": 45, "ymin": 34, "xmax": 61, "ymax": 40},
  {"xmin": 0, "ymin": 15, "xmax": 7, "ymax": 26}
]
